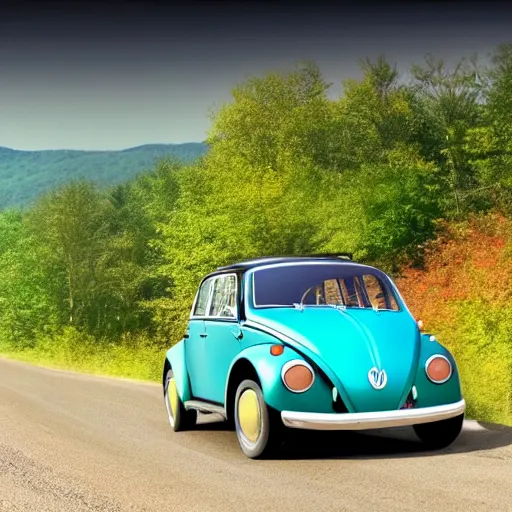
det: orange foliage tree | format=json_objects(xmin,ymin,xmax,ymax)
[{"xmin": 396, "ymin": 213, "xmax": 512, "ymax": 425}]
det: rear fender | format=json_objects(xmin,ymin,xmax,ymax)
[{"xmin": 165, "ymin": 340, "xmax": 192, "ymax": 403}]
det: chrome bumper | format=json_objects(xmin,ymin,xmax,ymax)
[{"xmin": 281, "ymin": 399, "xmax": 466, "ymax": 431}]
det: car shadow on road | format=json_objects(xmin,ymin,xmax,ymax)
[
  {"xmin": 194, "ymin": 413, "xmax": 234, "ymax": 431},
  {"xmin": 273, "ymin": 421, "xmax": 512, "ymax": 461},
  {"xmin": 193, "ymin": 415, "xmax": 512, "ymax": 460}
]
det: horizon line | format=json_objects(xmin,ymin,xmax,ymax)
[{"xmin": 0, "ymin": 141, "xmax": 208, "ymax": 152}]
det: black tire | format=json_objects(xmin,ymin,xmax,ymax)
[
  {"xmin": 234, "ymin": 379, "xmax": 282, "ymax": 459},
  {"xmin": 164, "ymin": 369, "xmax": 197, "ymax": 432},
  {"xmin": 413, "ymin": 413, "xmax": 464, "ymax": 450}
]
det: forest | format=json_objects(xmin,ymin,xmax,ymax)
[{"xmin": 1, "ymin": 44, "xmax": 511, "ymax": 426}]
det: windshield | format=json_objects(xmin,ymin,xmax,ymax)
[{"xmin": 251, "ymin": 263, "xmax": 400, "ymax": 311}]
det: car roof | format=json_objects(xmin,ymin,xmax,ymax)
[
  {"xmin": 216, "ymin": 255, "xmax": 357, "ymax": 272},
  {"xmin": 197, "ymin": 255, "xmax": 387, "ymax": 289}
]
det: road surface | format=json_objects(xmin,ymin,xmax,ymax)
[{"xmin": 0, "ymin": 357, "xmax": 511, "ymax": 512}]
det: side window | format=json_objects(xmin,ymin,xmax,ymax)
[
  {"xmin": 362, "ymin": 274, "xmax": 399, "ymax": 311},
  {"xmin": 322, "ymin": 279, "xmax": 343, "ymax": 305},
  {"xmin": 339, "ymin": 278, "xmax": 361, "ymax": 307},
  {"xmin": 301, "ymin": 284, "xmax": 323, "ymax": 305},
  {"xmin": 209, "ymin": 275, "xmax": 237, "ymax": 318},
  {"xmin": 193, "ymin": 278, "xmax": 213, "ymax": 316},
  {"xmin": 354, "ymin": 276, "xmax": 366, "ymax": 306}
]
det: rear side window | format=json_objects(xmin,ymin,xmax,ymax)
[
  {"xmin": 209, "ymin": 275, "xmax": 237, "ymax": 318},
  {"xmin": 362, "ymin": 274, "xmax": 399, "ymax": 311},
  {"xmin": 193, "ymin": 278, "xmax": 213, "ymax": 316}
]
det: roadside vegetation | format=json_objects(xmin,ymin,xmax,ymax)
[{"xmin": 1, "ymin": 45, "xmax": 512, "ymax": 425}]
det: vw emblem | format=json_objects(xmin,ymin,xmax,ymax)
[{"xmin": 368, "ymin": 367, "xmax": 387, "ymax": 390}]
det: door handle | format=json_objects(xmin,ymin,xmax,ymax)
[
  {"xmin": 231, "ymin": 328, "xmax": 243, "ymax": 340},
  {"xmin": 183, "ymin": 333, "xmax": 189, "ymax": 339},
  {"xmin": 199, "ymin": 333, "xmax": 208, "ymax": 338}
]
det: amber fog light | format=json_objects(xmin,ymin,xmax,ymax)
[
  {"xmin": 281, "ymin": 360, "xmax": 315, "ymax": 393},
  {"xmin": 425, "ymin": 355, "xmax": 452, "ymax": 384}
]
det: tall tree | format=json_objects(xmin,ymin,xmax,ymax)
[
  {"xmin": 464, "ymin": 44, "xmax": 512, "ymax": 212},
  {"xmin": 207, "ymin": 61, "xmax": 335, "ymax": 171},
  {"xmin": 26, "ymin": 182, "xmax": 113, "ymax": 332},
  {"xmin": 0, "ymin": 210, "xmax": 58, "ymax": 346},
  {"xmin": 329, "ymin": 55, "xmax": 415, "ymax": 170},
  {"xmin": 410, "ymin": 54, "xmax": 484, "ymax": 215}
]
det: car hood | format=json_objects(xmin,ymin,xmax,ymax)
[{"xmin": 248, "ymin": 307, "xmax": 420, "ymax": 412}]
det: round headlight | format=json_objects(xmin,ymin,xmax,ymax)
[
  {"xmin": 425, "ymin": 354, "xmax": 452, "ymax": 384},
  {"xmin": 281, "ymin": 360, "xmax": 315, "ymax": 393}
]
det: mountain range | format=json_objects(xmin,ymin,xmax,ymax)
[{"xmin": 0, "ymin": 143, "xmax": 209, "ymax": 210}]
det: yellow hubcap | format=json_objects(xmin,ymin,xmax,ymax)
[
  {"xmin": 168, "ymin": 378, "xmax": 179, "ymax": 418},
  {"xmin": 238, "ymin": 389, "xmax": 261, "ymax": 443}
]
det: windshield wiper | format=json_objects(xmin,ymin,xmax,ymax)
[{"xmin": 295, "ymin": 303, "xmax": 348, "ymax": 311}]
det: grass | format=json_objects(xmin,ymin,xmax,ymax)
[{"xmin": 0, "ymin": 328, "xmax": 164, "ymax": 383}]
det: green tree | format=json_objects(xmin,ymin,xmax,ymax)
[
  {"xmin": 330, "ymin": 55, "xmax": 415, "ymax": 170},
  {"xmin": 207, "ymin": 61, "xmax": 335, "ymax": 170},
  {"xmin": 26, "ymin": 182, "xmax": 113, "ymax": 332},
  {"xmin": 410, "ymin": 54, "xmax": 484, "ymax": 215},
  {"xmin": 464, "ymin": 44, "xmax": 512, "ymax": 212},
  {"xmin": 355, "ymin": 145, "xmax": 444, "ymax": 271},
  {"xmin": 0, "ymin": 210, "xmax": 58, "ymax": 346}
]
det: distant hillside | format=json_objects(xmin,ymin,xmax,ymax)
[{"xmin": 0, "ymin": 143, "xmax": 209, "ymax": 210}]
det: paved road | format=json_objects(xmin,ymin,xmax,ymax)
[{"xmin": 1, "ymin": 357, "xmax": 511, "ymax": 512}]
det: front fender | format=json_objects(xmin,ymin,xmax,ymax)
[
  {"xmin": 165, "ymin": 340, "xmax": 192, "ymax": 403},
  {"xmin": 225, "ymin": 344, "xmax": 335, "ymax": 413},
  {"xmin": 242, "ymin": 319, "xmax": 357, "ymax": 411},
  {"xmin": 413, "ymin": 334, "xmax": 463, "ymax": 408}
]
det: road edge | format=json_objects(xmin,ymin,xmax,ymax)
[
  {"xmin": 0, "ymin": 354, "xmax": 507, "ymax": 432},
  {"xmin": 0, "ymin": 353, "xmax": 161, "ymax": 387}
]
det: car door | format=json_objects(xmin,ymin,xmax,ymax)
[
  {"xmin": 201, "ymin": 273, "xmax": 242, "ymax": 404},
  {"xmin": 185, "ymin": 276, "xmax": 213, "ymax": 399}
]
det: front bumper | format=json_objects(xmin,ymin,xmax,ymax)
[{"xmin": 281, "ymin": 399, "xmax": 466, "ymax": 431}]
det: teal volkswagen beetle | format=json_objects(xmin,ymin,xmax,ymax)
[{"xmin": 162, "ymin": 255, "xmax": 466, "ymax": 459}]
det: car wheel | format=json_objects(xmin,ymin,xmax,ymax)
[
  {"xmin": 164, "ymin": 369, "xmax": 197, "ymax": 432},
  {"xmin": 234, "ymin": 379, "xmax": 282, "ymax": 459},
  {"xmin": 413, "ymin": 413, "xmax": 464, "ymax": 450}
]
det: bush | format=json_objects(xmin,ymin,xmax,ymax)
[
  {"xmin": 397, "ymin": 213, "xmax": 512, "ymax": 425},
  {"xmin": 0, "ymin": 327, "xmax": 163, "ymax": 382}
]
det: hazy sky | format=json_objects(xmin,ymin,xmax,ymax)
[{"xmin": 1, "ymin": 0, "xmax": 511, "ymax": 151}]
